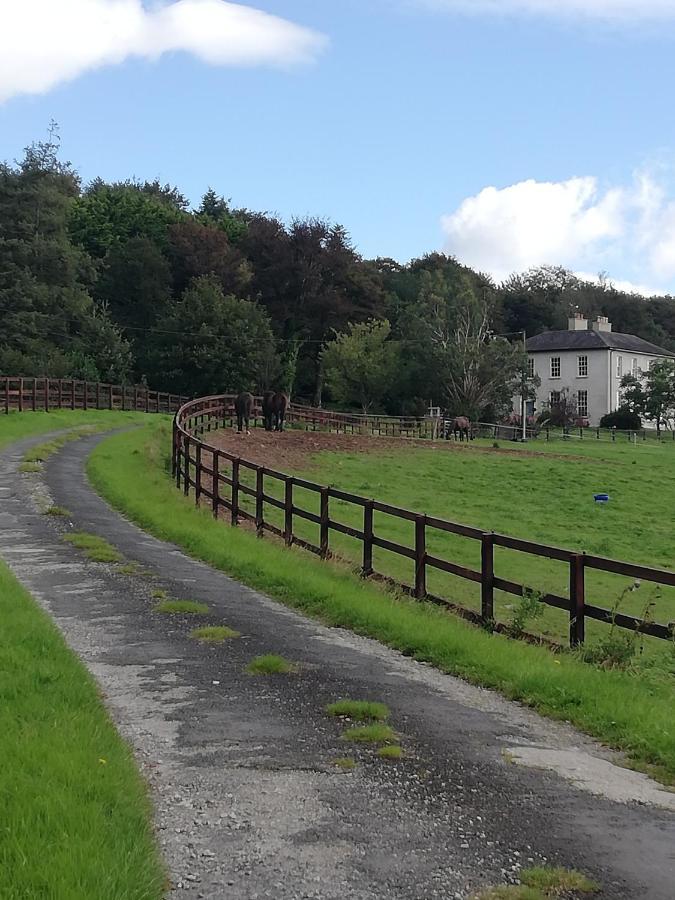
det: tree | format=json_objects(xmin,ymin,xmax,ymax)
[
  {"xmin": 321, "ymin": 319, "xmax": 399, "ymax": 413},
  {"xmin": 621, "ymin": 360, "xmax": 675, "ymax": 436},
  {"xmin": 538, "ymin": 388, "xmax": 579, "ymax": 428},
  {"xmin": 167, "ymin": 221, "xmax": 251, "ymax": 299},
  {"xmin": 0, "ymin": 130, "xmax": 131, "ymax": 381},
  {"xmin": 96, "ymin": 236, "xmax": 172, "ymax": 334},
  {"xmin": 148, "ymin": 275, "xmax": 278, "ymax": 396}
]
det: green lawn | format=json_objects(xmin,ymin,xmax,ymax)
[
  {"xmin": 244, "ymin": 435, "xmax": 675, "ymax": 648},
  {"xmin": 88, "ymin": 422, "xmax": 675, "ymax": 784},
  {"xmin": 0, "ymin": 560, "xmax": 165, "ymax": 899},
  {"xmin": 0, "ymin": 409, "xmax": 158, "ymax": 450}
]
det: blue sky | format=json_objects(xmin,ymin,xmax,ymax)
[{"xmin": 3, "ymin": 1, "xmax": 675, "ymax": 294}]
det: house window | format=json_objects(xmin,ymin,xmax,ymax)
[
  {"xmin": 616, "ymin": 356, "xmax": 623, "ymax": 378},
  {"xmin": 577, "ymin": 390, "xmax": 588, "ymax": 418},
  {"xmin": 631, "ymin": 357, "xmax": 639, "ymax": 376},
  {"xmin": 550, "ymin": 390, "xmax": 561, "ymax": 407},
  {"xmin": 527, "ymin": 357, "xmax": 535, "ymax": 378},
  {"xmin": 577, "ymin": 355, "xmax": 588, "ymax": 377},
  {"xmin": 550, "ymin": 357, "xmax": 561, "ymax": 378}
]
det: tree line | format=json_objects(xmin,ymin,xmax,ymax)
[{"xmin": 2, "ymin": 128, "xmax": 675, "ymax": 421}]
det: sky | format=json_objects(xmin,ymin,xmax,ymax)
[{"xmin": 2, "ymin": 1, "xmax": 675, "ymax": 295}]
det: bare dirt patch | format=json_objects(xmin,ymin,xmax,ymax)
[{"xmin": 204, "ymin": 426, "xmax": 596, "ymax": 474}]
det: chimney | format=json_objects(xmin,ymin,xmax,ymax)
[
  {"xmin": 568, "ymin": 313, "xmax": 588, "ymax": 331},
  {"xmin": 592, "ymin": 316, "xmax": 612, "ymax": 333}
]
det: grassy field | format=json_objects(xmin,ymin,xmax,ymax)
[
  {"xmin": 0, "ymin": 560, "xmax": 165, "ymax": 899},
  {"xmin": 0, "ymin": 409, "xmax": 158, "ymax": 450},
  {"xmin": 237, "ymin": 433, "xmax": 675, "ymax": 649},
  {"xmin": 88, "ymin": 422, "xmax": 675, "ymax": 783}
]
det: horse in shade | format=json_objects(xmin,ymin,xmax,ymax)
[
  {"xmin": 262, "ymin": 390, "xmax": 275, "ymax": 431},
  {"xmin": 273, "ymin": 392, "xmax": 289, "ymax": 432},
  {"xmin": 234, "ymin": 391, "xmax": 254, "ymax": 434},
  {"xmin": 451, "ymin": 416, "xmax": 472, "ymax": 442}
]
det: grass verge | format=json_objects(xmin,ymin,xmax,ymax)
[
  {"xmin": 0, "ymin": 560, "xmax": 164, "ymax": 899},
  {"xmin": 246, "ymin": 654, "xmax": 298, "ymax": 675},
  {"xmin": 0, "ymin": 409, "xmax": 160, "ymax": 451},
  {"xmin": 473, "ymin": 865, "xmax": 598, "ymax": 899},
  {"xmin": 87, "ymin": 423, "xmax": 675, "ymax": 783}
]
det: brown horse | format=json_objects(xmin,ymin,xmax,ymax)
[
  {"xmin": 451, "ymin": 416, "xmax": 472, "ymax": 442},
  {"xmin": 273, "ymin": 392, "xmax": 289, "ymax": 432},
  {"xmin": 262, "ymin": 390, "xmax": 275, "ymax": 431},
  {"xmin": 234, "ymin": 391, "xmax": 254, "ymax": 434}
]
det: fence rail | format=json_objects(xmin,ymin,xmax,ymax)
[
  {"xmin": 174, "ymin": 395, "xmax": 675, "ymax": 649},
  {"xmin": 2, "ymin": 377, "xmax": 188, "ymax": 415}
]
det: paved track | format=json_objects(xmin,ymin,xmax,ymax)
[{"xmin": 1, "ymin": 432, "xmax": 674, "ymax": 899}]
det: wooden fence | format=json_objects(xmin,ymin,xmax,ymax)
[
  {"xmin": 174, "ymin": 395, "xmax": 675, "ymax": 649},
  {"xmin": 2, "ymin": 377, "xmax": 188, "ymax": 415}
]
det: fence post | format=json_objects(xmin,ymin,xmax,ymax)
[
  {"xmin": 57, "ymin": 379, "xmax": 63, "ymax": 409},
  {"xmin": 320, "ymin": 488, "xmax": 330, "ymax": 558},
  {"xmin": 284, "ymin": 477, "xmax": 294, "ymax": 546},
  {"xmin": 83, "ymin": 382, "xmax": 88, "ymax": 411},
  {"xmin": 414, "ymin": 514, "xmax": 427, "ymax": 599},
  {"xmin": 183, "ymin": 435, "xmax": 190, "ymax": 497},
  {"xmin": 18, "ymin": 377, "xmax": 24, "ymax": 412},
  {"xmin": 481, "ymin": 532, "xmax": 495, "ymax": 622},
  {"xmin": 195, "ymin": 444, "xmax": 202, "ymax": 506},
  {"xmin": 70, "ymin": 380, "xmax": 75, "ymax": 410},
  {"xmin": 145, "ymin": 390, "xmax": 150, "ymax": 414},
  {"xmin": 31, "ymin": 379, "xmax": 36, "ymax": 411},
  {"xmin": 3, "ymin": 377, "xmax": 8, "ymax": 415},
  {"xmin": 231, "ymin": 459, "xmax": 240, "ymax": 526},
  {"xmin": 208, "ymin": 451, "xmax": 219, "ymax": 518},
  {"xmin": 569, "ymin": 553, "xmax": 586, "ymax": 647},
  {"xmin": 44, "ymin": 378, "xmax": 49, "ymax": 413},
  {"xmin": 363, "ymin": 500, "xmax": 374, "ymax": 576},
  {"xmin": 96, "ymin": 382, "xmax": 100, "ymax": 409},
  {"xmin": 109, "ymin": 384, "xmax": 114, "ymax": 410},
  {"xmin": 255, "ymin": 468, "xmax": 264, "ymax": 536}
]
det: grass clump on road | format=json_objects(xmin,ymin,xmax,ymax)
[
  {"xmin": 0, "ymin": 560, "xmax": 164, "ymax": 899},
  {"xmin": 154, "ymin": 599, "xmax": 209, "ymax": 615},
  {"xmin": 333, "ymin": 757, "xmax": 357, "ymax": 770},
  {"xmin": 342, "ymin": 723, "xmax": 397, "ymax": 744},
  {"xmin": 43, "ymin": 505, "xmax": 71, "ymax": 517},
  {"xmin": 87, "ymin": 424, "xmax": 675, "ymax": 784},
  {"xmin": 62, "ymin": 531, "xmax": 123, "ymax": 563},
  {"xmin": 474, "ymin": 866, "xmax": 599, "ymax": 900},
  {"xmin": 326, "ymin": 699, "xmax": 390, "ymax": 721},
  {"xmin": 377, "ymin": 745, "xmax": 403, "ymax": 760},
  {"xmin": 190, "ymin": 625, "xmax": 240, "ymax": 642},
  {"xmin": 18, "ymin": 461, "xmax": 42, "ymax": 473},
  {"xmin": 246, "ymin": 654, "xmax": 298, "ymax": 675}
]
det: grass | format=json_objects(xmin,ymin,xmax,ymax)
[
  {"xmin": 151, "ymin": 588, "xmax": 168, "ymax": 599},
  {"xmin": 190, "ymin": 625, "xmax": 240, "ymax": 642},
  {"xmin": 0, "ymin": 560, "xmax": 164, "ymax": 899},
  {"xmin": 43, "ymin": 505, "xmax": 71, "ymax": 517},
  {"xmin": 474, "ymin": 866, "xmax": 599, "ymax": 899},
  {"xmin": 0, "ymin": 409, "xmax": 160, "ymax": 451},
  {"xmin": 18, "ymin": 461, "xmax": 42, "ymax": 473},
  {"xmin": 154, "ymin": 599, "xmax": 209, "ymax": 615},
  {"xmin": 282, "ymin": 436, "xmax": 675, "ymax": 648},
  {"xmin": 333, "ymin": 757, "xmax": 357, "ymax": 770},
  {"xmin": 377, "ymin": 744, "xmax": 403, "ymax": 760},
  {"xmin": 246, "ymin": 654, "xmax": 298, "ymax": 675},
  {"xmin": 326, "ymin": 699, "xmax": 390, "ymax": 721},
  {"xmin": 341, "ymin": 723, "xmax": 397, "ymax": 743},
  {"xmin": 62, "ymin": 530, "xmax": 124, "ymax": 563},
  {"xmin": 86, "ymin": 423, "xmax": 675, "ymax": 783}
]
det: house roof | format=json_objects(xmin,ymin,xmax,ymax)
[{"xmin": 526, "ymin": 329, "xmax": 675, "ymax": 357}]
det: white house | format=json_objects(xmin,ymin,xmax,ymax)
[{"xmin": 525, "ymin": 314, "xmax": 675, "ymax": 426}]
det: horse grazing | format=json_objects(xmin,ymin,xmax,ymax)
[
  {"xmin": 273, "ymin": 392, "xmax": 289, "ymax": 432},
  {"xmin": 262, "ymin": 390, "xmax": 276, "ymax": 431},
  {"xmin": 451, "ymin": 416, "xmax": 472, "ymax": 442},
  {"xmin": 234, "ymin": 391, "xmax": 254, "ymax": 435}
]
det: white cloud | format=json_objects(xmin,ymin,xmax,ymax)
[
  {"xmin": 0, "ymin": 0, "xmax": 327, "ymax": 103},
  {"xmin": 419, "ymin": 0, "xmax": 675, "ymax": 23},
  {"xmin": 441, "ymin": 171, "xmax": 675, "ymax": 295}
]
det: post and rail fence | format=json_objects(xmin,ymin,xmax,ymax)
[
  {"xmin": 2, "ymin": 376, "xmax": 189, "ymax": 415},
  {"xmin": 173, "ymin": 395, "xmax": 675, "ymax": 650}
]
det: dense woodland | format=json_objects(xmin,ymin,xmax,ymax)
[{"xmin": 3, "ymin": 131, "xmax": 675, "ymax": 420}]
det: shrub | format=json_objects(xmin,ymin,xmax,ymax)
[{"xmin": 600, "ymin": 408, "xmax": 642, "ymax": 430}]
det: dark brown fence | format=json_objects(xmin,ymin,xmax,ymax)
[
  {"xmin": 2, "ymin": 377, "xmax": 188, "ymax": 415},
  {"xmin": 174, "ymin": 395, "xmax": 675, "ymax": 649}
]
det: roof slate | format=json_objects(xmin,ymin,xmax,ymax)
[{"xmin": 526, "ymin": 330, "xmax": 675, "ymax": 357}]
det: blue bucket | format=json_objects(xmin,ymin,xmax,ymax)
[{"xmin": 594, "ymin": 493, "xmax": 610, "ymax": 503}]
